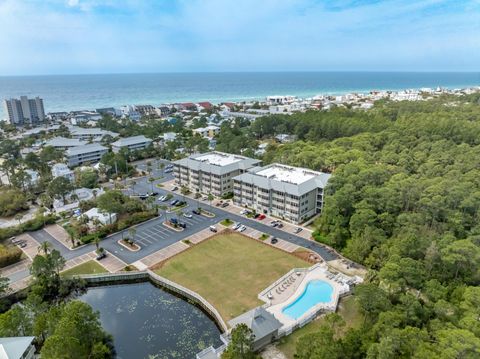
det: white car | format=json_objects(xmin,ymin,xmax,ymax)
[
  {"xmin": 238, "ymin": 225, "xmax": 247, "ymax": 232},
  {"xmin": 240, "ymin": 209, "xmax": 249, "ymax": 215},
  {"xmin": 232, "ymin": 223, "xmax": 241, "ymax": 230},
  {"xmin": 157, "ymin": 195, "xmax": 167, "ymax": 202},
  {"xmin": 183, "ymin": 212, "xmax": 193, "ymax": 218}
]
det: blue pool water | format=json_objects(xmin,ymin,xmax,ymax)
[{"xmin": 282, "ymin": 280, "xmax": 333, "ymax": 320}]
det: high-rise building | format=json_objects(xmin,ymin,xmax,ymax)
[{"xmin": 3, "ymin": 96, "xmax": 45, "ymax": 125}]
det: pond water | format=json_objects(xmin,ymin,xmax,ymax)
[{"xmin": 79, "ymin": 281, "xmax": 222, "ymax": 359}]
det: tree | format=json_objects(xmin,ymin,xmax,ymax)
[
  {"xmin": 47, "ymin": 176, "xmax": 74, "ymax": 204},
  {"xmin": 75, "ymin": 169, "xmax": 98, "ymax": 189},
  {"xmin": 222, "ymin": 324, "xmax": 258, "ymax": 359},
  {"xmin": 148, "ymin": 176, "xmax": 155, "ymax": 193},
  {"xmin": 0, "ymin": 189, "xmax": 29, "ymax": 216},
  {"xmin": 40, "ymin": 301, "xmax": 113, "ymax": 359},
  {"xmin": 38, "ymin": 241, "xmax": 53, "ymax": 256},
  {"xmin": 14, "ymin": 212, "xmax": 24, "ymax": 225},
  {"xmin": 441, "ymin": 239, "xmax": 480, "ymax": 281},
  {"xmin": 128, "ymin": 227, "xmax": 137, "ymax": 243}
]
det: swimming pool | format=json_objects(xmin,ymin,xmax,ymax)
[{"xmin": 282, "ymin": 280, "xmax": 333, "ymax": 320}]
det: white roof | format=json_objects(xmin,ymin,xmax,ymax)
[
  {"xmin": 112, "ymin": 135, "xmax": 152, "ymax": 147},
  {"xmin": 66, "ymin": 143, "xmax": 107, "ymax": 156},
  {"xmin": 195, "ymin": 152, "xmax": 243, "ymax": 167},
  {"xmin": 45, "ymin": 137, "xmax": 86, "ymax": 147},
  {"xmin": 0, "ymin": 337, "xmax": 34, "ymax": 359},
  {"xmin": 256, "ymin": 164, "xmax": 318, "ymax": 185}
]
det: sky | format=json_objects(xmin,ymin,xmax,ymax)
[{"xmin": 0, "ymin": 0, "xmax": 479, "ymax": 75}]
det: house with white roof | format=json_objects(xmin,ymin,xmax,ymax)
[
  {"xmin": 51, "ymin": 163, "xmax": 75, "ymax": 182},
  {"xmin": 111, "ymin": 135, "xmax": 152, "ymax": 153},
  {"xmin": 192, "ymin": 125, "xmax": 220, "ymax": 139},
  {"xmin": 68, "ymin": 127, "xmax": 119, "ymax": 142},
  {"xmin": 84, "ymin": 207, "xmax": 117, "ymax": 225}
]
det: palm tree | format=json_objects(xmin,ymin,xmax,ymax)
[
  {"xmin": 93, "ymin": 237, "xmax": 100, "ymax": 251},
  {"xmin": 38, "ymin": 241, "xmax": 53, "ymax": 255},
  {"xmin": 92, "ymin": 189, "xmax": 98, "ymax": 199},
  {"xmin": 131, "ymin": 180, "xmax": 137, "ymax": 195},
  {"xmin": 148, "ymin": 177, "xmax": 155, "ymax": 193},
  {"xmin": 208, "ymin": 193, "xmax": 214, "ymax": 208},
  {"xmin": 128, "ymin": 227, "xmax": 137, "ymax": 244}
]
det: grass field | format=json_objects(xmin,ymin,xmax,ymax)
[
  {"xmin": 62, "ymin": 260, "xmax": 108, "ymax": 276},
  {"xmin": 155, "ymin": 232, "xmax": 309, "ymax": 321},
  {"xmin": 277, "ymin": 296, "xmax": 364, "ymax": 358}
]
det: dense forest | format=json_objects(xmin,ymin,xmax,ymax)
[{"xmin": 251, "ymin": 94, "xmax": 480, "ymax": 358}]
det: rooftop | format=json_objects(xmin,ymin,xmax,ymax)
[
  {"xmin": 0, "ymin": 336, "xmax": 35, "ymax": 359},
  {"xmin": 66, "ymin": 143, "xmax": 107, "ymax": 156},
  {"xmin": 112, "ymin": 135, "xmax": 152, "ymax": 147},
  {"xmin": 228, "ymin": 307, "xmax": 282, "ymax": 340},
  {"xmin": 256, "ymin": 164, "xmax": 319, "ymax": 185},
  {"xmin": 194, "ymin": 152, "xmax": 244, "ymax": 167},
  {"xmin": 45, "ymin": 136, "xmax": 86, "ymax": 147}
]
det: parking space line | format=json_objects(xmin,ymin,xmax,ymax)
[{"xmin": 143, "ymin": 228, "xmax": 168, "ymax": 239}]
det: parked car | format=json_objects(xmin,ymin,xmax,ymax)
[
  {"xmin": 232, "ymin": 223, "xmax": 241, "ymax": 230},
  {"xmin": 166, "ymin": 164, "xmax": 174, "ymax": 168},
  {"xmin": 19, "ymin": 242, "xmax": 27, "ymax": 248},
  {"xmin": 202, "ymin": 196, "xmax": 208, "ymax": 201},
  {"xmin": 178, "ymin": 222, "xmax": 187, "ymax": 229},
  {"xmin": 170, "ymin": 218, "xmax": 178, "ymax": 224},
  {"xmin": 139, "ymin": 194, "xmax": 149, "ymax": 200},
  {"xmin": 170, "ymin": 199, "xmax": 179, "ymax": 206},
  {"xmin": 270, "ymin": 237, "xmax": 278, "ymax": 244},
  {"xmin": 149, "ymin": 192, "xmax": 159, "ymax": 196},
  {"xmin": 183, "ymin": 212, "xmax": 193, "ymax": 218},
  {"xmin": 164, "ymin": 168, "xmax": 173, "ymax": 173},
  {"xmin": 96, "ymin": 252, "xmax": 107, "ymax": 260},
  {"xmin": 294, "ymin": 227, "xmax": 303, "ymax": 234},
  {"xmin": 221, "ymin": 202, "xmax": 229, "ymax": 208},
  {"xmin": 258, "ymin": 214, "xmax": 266, "ymax": 220},
  {"xmin": 192, "ymin": 209, "xmax": 201, "ymax": 215},
  {"xmin": 157, "ymin": 195, "xmax": 167, "ymax": 202},
  {"xmin": 209, "ymin": 226, "xmax": 218, "ymax": 233},
  {"xmin": 253, "ymin": 213, "xmax": 261, "ymax": 219},
  {"xmin": 239, "ymin": 225, "xmax": 247, "ymax": 232},
  {"xmin": 277, "ymin": 223, "xmax": 284, "ymax": 228},
  {"xmin": 176, "ymin": 200, "xmax": 186, "ymax": 207},
  {"xmin": 171, "ymin": 186, "xmax": 178, "ymax": 191},
  {"xmin": 240, "ymin": 209, "xmax": 249, "ymax": 215},
  {"xmin": 270, "ymin": 220, "xmax": 278, "ymax": 227},
  {"xmin": 216, "ymin": 200, "xmax": 223, "ymax": 207}
]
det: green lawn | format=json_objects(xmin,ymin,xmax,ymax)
[
  {"xmin": 277, "ymin": 296, "xmax": 363, "ymax": 358},
  {"xmin": 155, "ymin": 233, "xmax": 309, "ymax": 321},
  {"xmin": 62, "ymin": 260, "xmax": 108, "ymax": 277}
]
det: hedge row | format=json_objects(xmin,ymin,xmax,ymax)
[{"xmin": 0, "ymin": 214, "xmax": 57, "ymax": 242}]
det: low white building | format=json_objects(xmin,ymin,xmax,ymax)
[
  {"xmin": 84, "ymin": 207, "xmax": 117, "ymax": 225},
  {"xmin": 51, "ymin": 163, "xmax": 75, "ymax": 182},
  {"xmin": 66, "ymin": 143, "xmax": 108, "ymax": 167},
  {"xmin": 44, "ymin": 136, "xmax": 87, "ymax": 150},
  {"xmin": 163, "ymin": 132, "xmax": 177, "ymax": 142},
  {"xmin": 193, "ymin": 125, "xmax": 220, "ymax": 139},
  {"xmin": 112, "ymin": 135, "xmax": 152, "ymax": 153}
]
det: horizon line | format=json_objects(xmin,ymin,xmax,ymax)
[{"xmin": 1, "ymin": 70, "xmax": 480, "ymax": 77}]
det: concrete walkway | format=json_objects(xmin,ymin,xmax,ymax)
[
  {"xmin": 100, "ymin": 251, "xmax": 127, "ymax": 273},
  {"xmin": 133, "ymin": 241, "xmax": 189, "ymax": 270}
]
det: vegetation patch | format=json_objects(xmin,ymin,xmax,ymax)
[
  {"xmin": 220, "ymin": 218, "xmax": 233, "ymax": 226},
  {"xmin": 62, "ymin": 260, "xmax": 108, "ymax": 276},
  {"xmin": 155, "ymin": 233, "xmax": 309, "ymax": 321}
]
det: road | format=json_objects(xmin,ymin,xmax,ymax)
[{"xmin": 5, "ymin": 158, "xmax": 339, "ymax": 284}]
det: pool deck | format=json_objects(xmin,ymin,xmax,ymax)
[{"xmin": 259, "ymin": 264, "xmax": 360, "ymax": 328}]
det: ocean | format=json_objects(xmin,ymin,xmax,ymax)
[{"xmin": 0, "ymin": 72, "xmax": 479, "ymax": 119}]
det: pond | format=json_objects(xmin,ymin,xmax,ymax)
[{"xmin": 79, "ymin": 281, "xmax": 222, "ymax": 359}]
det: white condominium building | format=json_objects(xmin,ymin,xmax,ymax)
[
  {"xmin": 233, "ymin": 164, "xmax": 331, "ymax": 224},
  {"xmin": 66, "ymin": 143, "xmax": 108, "ymax": 167},
  {"xmin": 173, "ymin": 151, "xmax": 261, "ymax": 196},
  {"xmin": 4, "ymin": 96, "xmax": 45, "ymax": 125},
  {"xmin": 111, "ymin": 135, "xmax": 152, "ymax": 153}
]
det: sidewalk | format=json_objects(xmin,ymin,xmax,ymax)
[
  {"xmin": 133, "ymin": 241, "xmax": 189, "ymax": 270},
  {"xmin": 0, "ymin": 258, "xmax": 31, "ymax": 278},
  {"xmin": 100, "ymin": 251, "xmax": 127, "ymax": 273}
]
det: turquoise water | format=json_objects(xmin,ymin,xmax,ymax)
[
  {"xmin": 282, "ymin": 280, "xmax": 333, "ymax": 320},
  {"xmin": 0, "ymin": 72, "xmax": 479, "ymax": 118}
]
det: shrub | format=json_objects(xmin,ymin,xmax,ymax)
[
  {"xmin": 0, "ymin": 189, "xmax": 28, "ymax": 217},
  {"xmin": 0, "ymin": 244, "xmax": 22, "ymax": 268},
  {"xmin": 221, "ymin": 192, "xmax": 234, "ymax": 200},
  {"xmin": 0, "ymin": 214, "xmax": 57, "ymax": 241}
]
